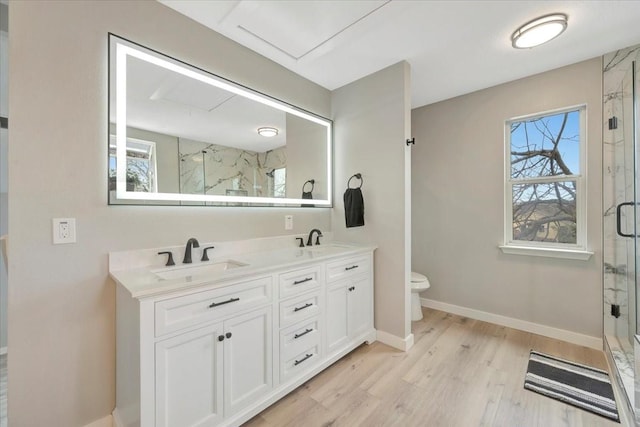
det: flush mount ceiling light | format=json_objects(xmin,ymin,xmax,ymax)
[
  {"xmin": 257, "ymin": 127, "xmax": 278, "ymax": 137},
  {"xmin": 511, "ymin": 13, "xmax": 568, "ymax": 49}
]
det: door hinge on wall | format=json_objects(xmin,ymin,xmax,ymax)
[{"xmin": 611, "ymin": 304, "xmax": 621, "ymax": 318}]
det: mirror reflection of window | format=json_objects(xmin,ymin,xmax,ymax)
[
  {"xmin": 109, "ymin": 135, "xmax": 158, "ymax": 192},
  {"xmin": 273, "ymin": 167, "xmax": 286, "ymax": 198}
]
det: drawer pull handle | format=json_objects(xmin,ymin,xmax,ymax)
[
  {"xmin": 348, "ymin": 286, "xmax": 355, "ymax": 292},
  {"xmin": 225, "ymin": 332, "xmax": 232, "ymax": 339},
  {"xmin": 345, "ymin": 265, "xmax": 359, "ymax": 271},
  {"xmin": 294, "ymin": 328, "xmax": 313, "ymax": 339},
  {"xmin": 294, "ymin": 353, "xmax": 313, "ymax": 366},
  {"xmin": 209, "ymin": 297, "xmax": 240, "ymax": 308},
  {"xmin": 293, "ymin": 277, "xmax": 313, "ymax": 285},
  {"xmin": 218, "ymin": 335, "xmax": 225, "ymax": 342},
  {"xmin": 294, "ymin": 303, "xmax": 313, "ymax": 312}
]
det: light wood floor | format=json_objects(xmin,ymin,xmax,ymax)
[
  {"xmin": 245, "ymin": 308, "xmax": 620, "ymax": 427},
  {"xmin": 0, "ymin": 353, "xmax": 5, "ymax": 427}
]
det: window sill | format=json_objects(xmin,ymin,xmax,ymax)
[{"xmin": 498, "ymin": 245, "xmax": 593, "ymax": 261}]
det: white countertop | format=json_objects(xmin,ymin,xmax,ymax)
[{"xmin": 110, "ymin": 242, "xmax": 376, "ymax": 299}]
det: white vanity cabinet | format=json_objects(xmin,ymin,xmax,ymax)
[
  {"xmin": 113, "ymin": 246, "xmax": 375, "ymax": 427},
  {"xmin": 326, "ymin": 255, "xmax": 373, "ymax": 356},
  {"xmin": 155, "ymin": 305, "xmax": 273, "ymax": 427}
]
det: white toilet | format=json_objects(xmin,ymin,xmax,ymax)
[{"xmin": 411, "ymin": 271, "xmax": 430, "ymax": 321}]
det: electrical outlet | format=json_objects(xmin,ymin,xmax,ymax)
[
  {"xmin": 53, "ymin": 218, "xmax": 76, "ymax": 244},
  {"xmin": 285, "ymin": 215, "xmax": 293, "ymax": 230}
]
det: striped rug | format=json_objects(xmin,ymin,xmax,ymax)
[{"xmin": 524, "ymin": 350, "xmax": 619, "ymax": 422}]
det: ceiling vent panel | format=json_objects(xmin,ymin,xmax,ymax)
[{"xmin": 222, "ymin": 0, "xmax": 389, "ymax": 60}]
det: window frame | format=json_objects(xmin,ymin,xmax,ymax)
[{"xmin": 501, "ymin": 105, "xmax": 591, "ymax": 259}]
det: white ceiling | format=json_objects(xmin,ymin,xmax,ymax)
[{"xmin": 159, "ymin": 0, "xmax": 640, "ymax": 108}]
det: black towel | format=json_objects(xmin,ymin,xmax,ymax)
[
  {"xmin": 344, "ymin": 188, "xmax": 364, "ymax": 227},
  {"xmin": 301, "ymin": 191, "xmax": 314, "ymax": 207}
]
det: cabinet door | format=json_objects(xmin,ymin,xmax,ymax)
[
  {"xmin": 348, "ymin": 275, "xmax": 372, "ymax": 339},
  {"xmin": 155, "ymin": 322, "xmax": 224, "ymax": 427},
  {"xmin": 326, "ymin": 282, "xmax": 349, "ymax": 355},
  {"xmin": 223, "ymin": 306, "xmax": 273, "ymax": 416}
]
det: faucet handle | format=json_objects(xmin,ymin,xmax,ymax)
[
  {"xmin": 295, "ymin": 238, "xmax": 304, "ymax": 248},
  {"xmin": 158, "ymin": 251, "xmax": 175, "ymax": 267},
  {"xmin": 201, "ymin": 246, "xmax": 215, "ymax": 262}
]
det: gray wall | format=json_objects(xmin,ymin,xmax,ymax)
[
  {"xmin": 8, "ymin": 2, "xmax": 331, "ymax": 425},
  {"xmin": 412, "ymin": 58, "xmax": 603, "ymax": 339},
  {"xmin": 286, "ymin": 114, "xmax": 328, "ymax": 201},
  {"xmin": 332, "ymin": 62, "xmax": 412, "ymax": 340},
  {"xmin": 0, "ymin": 1, "xmax": 6, "ymax": 351}
]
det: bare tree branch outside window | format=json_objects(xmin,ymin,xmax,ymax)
[{"xmin": 509, "ymin": 110, "xmax": 581, "ymax": 244}]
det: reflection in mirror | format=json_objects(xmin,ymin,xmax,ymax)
[{"xmin": 108, "ymin": 34, "xmax": 332, "ymax": 206}]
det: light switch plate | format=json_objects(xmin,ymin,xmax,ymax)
[{"xmin": 53, "ymin": 218, "xmax": 76, "ymax": 244}]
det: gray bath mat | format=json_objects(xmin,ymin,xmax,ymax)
[{"xmin": 524, "ymin": 350, "xmax": 619, "ymax": 422}]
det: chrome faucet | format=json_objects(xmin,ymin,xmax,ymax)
[
  {"xmin": 183, "ymin": 237, "xmax": 200, "ymax": 264},
  {"xmin": 306, "ymin": 229, "xmax": 323, "ymax": 246}
]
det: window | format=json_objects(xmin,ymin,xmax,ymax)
[{"xmin": 502, "ymin": 106, "xmax": 590, "ymax": 258}]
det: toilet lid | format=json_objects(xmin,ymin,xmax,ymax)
[{"xmin": 411, "ymin": 272, "xmax": 427, "ymax": 283}]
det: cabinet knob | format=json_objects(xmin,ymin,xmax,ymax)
[
  {"xmin": 225, "ymin": 332, "xmax": 232, "ymax": 339},
  {"xmin": 218, "ymin": 335, "xmax": 224, "ymax": 342}
]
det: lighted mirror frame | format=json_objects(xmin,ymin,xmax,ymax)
[{"xmin": 108, "ymin": 34, "xmax": 333, "ymax": 207}]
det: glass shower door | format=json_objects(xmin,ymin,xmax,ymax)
[{"xmin": 605, "ymin": 59, "xmax": 638, "ymax": 404}]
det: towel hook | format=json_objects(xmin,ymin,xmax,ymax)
[
  {"xmin": 347, "ymin": 173, "xmax": 363, "ymax": 189},
  {"xmin": 302, "ymin": 179, "xmax": 315, "ymax": 193}
]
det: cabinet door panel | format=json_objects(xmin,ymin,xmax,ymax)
[
  {"xmin": 348, "ymin": 276, "xmax": 372, "ymax": 338},
  {"xmin": 224, "ymin": 306, "xmax": 273, "ymax": 415},
  {"xmin": 326, "ymin": 283, "xmax": 349, "ymax": 355},
  {"xmin": 155, "ymin": 323, "xmax": 224, "ymax": 427}
]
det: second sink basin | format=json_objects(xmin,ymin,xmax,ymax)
[{"xmin": 152, "ymin": 260, "xmax": 248, "ymax": 280}]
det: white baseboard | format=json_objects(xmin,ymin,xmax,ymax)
[
  {"xmin": 83, "ymin": 414, "xmax": 113, "ymax": 427},
  {"xmin": 376, "ymin": 330, "xmax": 414, "ymax": 351},
  {"xmin": 420, "ymin": 298, "xmax": 602, "ymax": 350}
]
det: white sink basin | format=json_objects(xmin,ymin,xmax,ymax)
[{"xmin": 152, "ymin": 260, "xmax": 248, "ymax": 280}]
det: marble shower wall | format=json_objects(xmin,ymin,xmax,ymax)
[
  {"xmin": 603, "ymin": 45, "xmax": 640, "ymax": 344},
  {"xmin": 179, "ymin": 138, "xmax": 286, "ymax": 197}
]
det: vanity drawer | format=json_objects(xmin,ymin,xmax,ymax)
[
  {"xmin": 280, "ymin": 343, "xmax": 321, "ymax": 384},
  {"xmin": 280, "ymin": 316, "xmax": 321, "ymax": 361},
  {"xmin": 155, "ymin": 276, "xmax": 272, "ymax": 336},
  {"xmin": 279, "ymin": 265, "xmax": 322, "ymax": 299},
  {"xmin": 326, "ymin": 255, "xmax": 370, "ymax": 282},
  {"xmin": 279, "ymin": 291, "xmax": 321, "ymax": 328}
]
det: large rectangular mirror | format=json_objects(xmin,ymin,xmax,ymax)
[{"xmin": 108, "ymin": 34, "xmax": 332, "ymax": 207}]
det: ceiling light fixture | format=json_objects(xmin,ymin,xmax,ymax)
[
  {"xmin": 257, "ymin": 127, "xmax": 278, "ymax": 137},
  {"xmin": 511, "ymin": 13, "xmax": 568, "ymax": 49}
]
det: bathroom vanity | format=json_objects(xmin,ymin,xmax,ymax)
[{"xmin": 110, "ymin": 240, "xmax": 376, "ymax": 427}]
